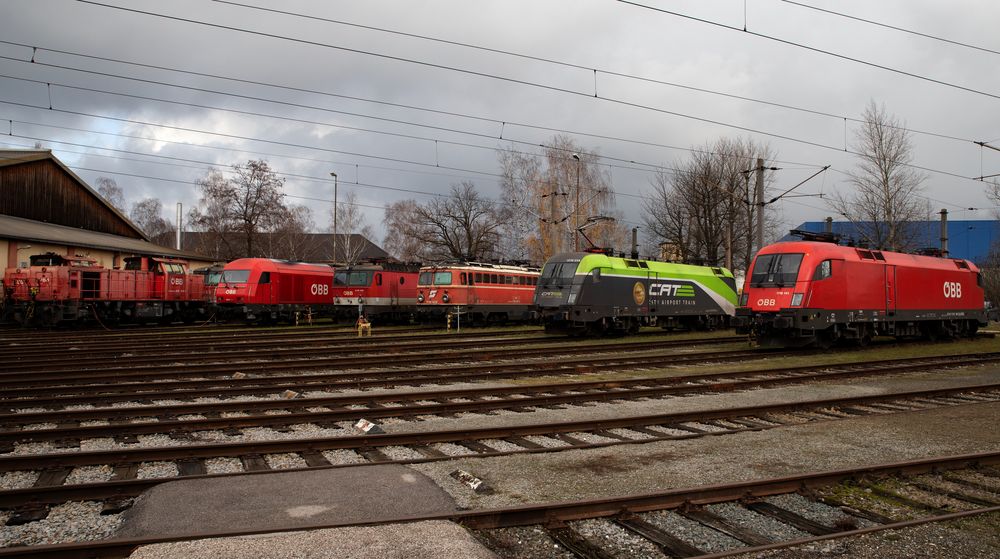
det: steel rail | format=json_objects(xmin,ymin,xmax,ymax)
[
  {"xmin": 4, "ymin": 353, "xmax": 1000, "ymax": 444},
  {"xmin": 2, "ymin": 451, "xmax": 997, "ymax": 558},
  {"xmin": 0, "ymin": 346, "xmax": 777, "ymax": 395},
  {"xmin": 1, "ymin": 382, "xmax": 995, "ymax": 473}
]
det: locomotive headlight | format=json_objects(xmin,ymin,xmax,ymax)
[
  {"xmin": 417, "ymin": 294, "xmax": 425, "ymax": 303},
  {"xmin": 739, "ymin": 293, "xmax": 749, "ymax": 307},
  {"xmin": 790, "ymin": 293, "xmax": 804, "ymax": 307},
  {"xmin": 442, "ymin": 292, "xmax": 450, "ymax": 303}
]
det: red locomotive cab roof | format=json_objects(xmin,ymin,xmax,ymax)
[
  {"xmin": 758, "ymin": 241, "xmax": 980, "ymax": 273},
  {"xmin": 224, "ymin": 258, "xmax": 334, "ymax": 275}
]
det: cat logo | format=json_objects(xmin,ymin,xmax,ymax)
[{"xmin": 632, "ymin": 281, "xmax": 646, "ymax": 305}]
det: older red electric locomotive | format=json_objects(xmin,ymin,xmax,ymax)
[
  {"xmin": 332, "ymin": 262, "xmax": 420, "ymax": 323},
  {"xmin": 416, "ymin": 262, "xmax": 540, "ymax": 323},
  {"xmin": 3, "ymin": 253, "xmax": 208, "ymax": 326},
  {"xmin": 735, "ymin": 233, "xmax": 987, "ymax": 347},
  {"xmin": 215, "ymin": 258, "xmax": 334, "ymax": 323}
]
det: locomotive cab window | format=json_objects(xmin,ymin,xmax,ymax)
[
  {"xmin": 434, "ymin": 272, "xmax": 452, "ymax": 285},
  {"xmin": 418, "ymin": 272, "xmax": 432, "ymax": 285},
  {"xmin": 221, "ymin": 270, "xmax": 251, "ymax": 284},
  {"xmin": 460, "ymin": 272, "xmax": 467, "ymax": 285},
  {"xmin": 375, "ymin": 273, "xmax": 383, "ymax": 286},
  {"xmin": 750, "ymin": 253, "xmax": 803, "ymax": 287},
  {"xmin": 812, "ymin": 260, "xmax": 832, "ymax": 281},
  {"xmin": 258, "ymin": 272, "xmax": 271, "ymax": 284}
]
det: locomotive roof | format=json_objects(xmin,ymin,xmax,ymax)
[
  {"xmin": 549, "ymin": 252, "xmax": 734, "ymax": 278},
  {"xmin": 420, "ymin": 262, "xmax": 540, "ymax": 273},
  {"xmin": 759, "ymin": 241, "xmax": 979, "ymax": 272}
]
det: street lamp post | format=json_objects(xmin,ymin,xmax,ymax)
[
  {"xmin": 330, "ymin": 172, "xmax": 338, "ymax": 263},
  {"xmin": 572, "ymin": 153, "xmax": 580, "ymax": 251}
]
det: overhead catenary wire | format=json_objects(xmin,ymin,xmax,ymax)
[{"xmin": 617, "ymin": 0, "xmax": 1000, "ymax": 101}]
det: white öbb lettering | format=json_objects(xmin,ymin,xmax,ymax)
[
  {"xmin": 757, "ymin": 298, "xmax": 777, "ymax": 307},
  {"xmin": 224, "ymin": 288, "xmax": 237, "ymax": 295},
  {"xmin": 310, "ymin": 284, "xmax": 330, "ymax": 296},
  {"xmin": 169, "ymin": 277, "xmax": 184, "ymax": 286},
  {"xmin": 943, "ymin": 282, "xmax": 962, "ymax": 298}
]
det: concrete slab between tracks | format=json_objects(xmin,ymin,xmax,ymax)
[{"xmin": 117, "ymin": 464, "xmax": 460, "ymax": 539}]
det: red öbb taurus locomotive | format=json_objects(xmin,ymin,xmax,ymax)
[
  {"xmin": 416, "ymin": 262, "xmax": 539, "ymax": 322},
  {"xmin": 332, "ymin": 262, "xmax": 420, "ymax": 322},
  {"xmin": 735, "ymin": 235, "xmax": 987, "ymax": 347},
  {"xmin": 215, "ymin": 258, "xmax": 334, "ymax": 323},
  {"xmin": 2, "ymin": 253, "xmax": 208, "ymax": 326}
]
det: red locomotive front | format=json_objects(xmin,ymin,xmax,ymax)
[
  {"xmin": 332, "ymin": 262, "xmax": 420, "ymax": 323},
  {"xmin": 735, "ymin": 237, "xmax": 987, "ymax": 347},
  {"xmin": 215, "ymin": 258, "xmax": 334, "ymax": 323},
  {"xmin": 415, "ymin": 263, "xmax": 539, "ymax": 323}
]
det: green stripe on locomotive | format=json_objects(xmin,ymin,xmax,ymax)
[{"xmin": 571, "ymin": 253, "xmax": 738, "ymax": 309}]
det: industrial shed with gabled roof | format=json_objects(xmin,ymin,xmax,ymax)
[{"xmin": 0, "ymin": 149, "xmax": 213, "ymax": 280}]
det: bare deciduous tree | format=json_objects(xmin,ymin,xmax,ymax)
[
  {"xmin": 382, "ymin": 199, "xmax": 425, "ymax": 262},
  {"xmin": 264, "ymin": 204, "xmax": 315, "ymax": 261},
  {"xmin": 499, "ymin": 135, "xmax": 618, "ymax": 262},
  {"xmin": 383, "ymin": 183, "xmax": 502, "ymax": 262},
  {"xmin": 188, "ymin": 160, "xmax": 286, "ymax": 258},
  {"xmin": 830, "ymin": 101, "xmax": 927, "ymax": 251},
  {"xmin": 129, "ymin": 197, "xmax": 175, "ymax": 245},
  {"xmin": 642, "ymin": 137, "xmax": 775, "ymax": 273},
  {"xmin": 331, "ymin": 191, "xmax": 375, "ymax": 265},
  {"xmin": 95, "ymin": 177, "xmax": 127, "ymax": 214}
]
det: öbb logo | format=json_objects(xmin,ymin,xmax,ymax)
[
  {"xmin": 310, "ymin": 284, "xmax": 329, "ymax": 296},
  {"xmin": 943, "ymin": 282, "xmax": 962, "ymax": 298}
]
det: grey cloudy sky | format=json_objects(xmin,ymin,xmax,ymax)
[{"xmin": 2, "ymin": 0, "xmax": 999, "ymax": 248}]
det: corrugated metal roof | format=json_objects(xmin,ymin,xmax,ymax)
[
  {"xmin": 784, "ymin": 220, "xmax": 1000, "ymax": 263},
  {"xmin": 0, "ymin": 214, "xmax": 209, "ymax": 261}
]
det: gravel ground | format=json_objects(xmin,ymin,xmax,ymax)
[
  {"xmin": 65, "ymin": 464, "xmax": 114, "ymax": 485},
  {"xmin": 764, "ymin": 493, "xmax": 872, "ymax": 528},
  {"xmin": 642, "ymin": 509, "xmax": 743, "ymax": 553},
  {"xmin": 0, "ymin": 501, "xmax": 123, "ymax": 547},
  {"xmin": 707, "ymin": 502, "xmax": 811, "ymax": 542},
  {"xmin": 0, "ymin": 470, "xmax": 39, "ymax": 490},
  {"xmin": 570, "ymin": 518, "xmax": 667, "ymax": 559},
  {"xmin": 475, "ymin": 526, "xmax": 574, "ymax": 559}
]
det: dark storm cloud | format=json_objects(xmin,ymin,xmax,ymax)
[{"xmin": 1, "ymin": 0, "xmax": 998, "ymax": 240}]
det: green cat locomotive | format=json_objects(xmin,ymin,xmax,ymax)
[{"xmin": 534, "ymin": 252, "xmax": 738, "ymax": 335}]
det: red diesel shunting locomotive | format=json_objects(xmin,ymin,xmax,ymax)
[
  {"xmin": 332, "ymin": 262, "xmax": 420, "ymax": 323},
  {"xmin": 215, "ymin": 258, "xmax": 334, "ymax": 323},
  {"xmin": 416, "ymin": 262, "xmax": 540, "ymax": 323},
  {"xmin": 3, "ymin": 253, "xmax": 208, "ymax": 326},
  {"xmin": 735, "ymin": 235, "xmax": 987, "ymax": 347}
]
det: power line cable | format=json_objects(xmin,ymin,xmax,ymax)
[
  {"xmin": 778, "ymin": 0, "xmax": 1000, "ymax": 57},
  {"xmin": 617, "ymin": 0, "xmax": 1000, "ymax": 101}
]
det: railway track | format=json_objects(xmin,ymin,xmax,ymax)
[
  {"xmin": 5, "ymin": 451, "xmax": 998, "ymax": 558},
  {"xmin": 4, "ymin": 351, "xmax": 1000, "ymax": 444},
  {"xmin": 0, "ymin": 333, "xmax": 746, "ymax": 374},
  {"xmin": 0, "ymin": 381, "xmax": 996, "ymax": 515}
]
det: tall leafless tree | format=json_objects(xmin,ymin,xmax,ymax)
[
  {"xmin": 129, "ymin": 197, "xmax": 175, "ymax": 245},
  {"xmin": 188, "ymin": 160, "xmax": 286, "ymax": 258},
  {"xmin": 95, "ymin": 177, "xmax": 127, "ymax": 214},
  {"xmin": 829, "ymin": 101, "xmax": 927, "ymax": 251},
  {"xmin": 382, "ymin": 199, "xmax": 426, "ymax": 262},
  {"xmin": 499, "ymin": 135, "xmax": 618, "ymax": 263},
  {"xmin": 331, "ymin": 191, "xmax": 375, "ymax": 265},
  {"xmin": 642, "ymin": 137, "xmax": 775, "ymax": 274}
]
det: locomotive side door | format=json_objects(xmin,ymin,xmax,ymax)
[{"xmin": 884, "ymin": 265, "xmax": 896, "ymax": 316}]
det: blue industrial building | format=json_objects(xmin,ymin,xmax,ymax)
[{"xmin": 782, "ymin": 220, "xmax": 1000, "ymax": 264}]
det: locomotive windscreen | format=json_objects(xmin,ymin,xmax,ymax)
[
  {"xmin": 221, "ymin": 270, "xmax": 251, "ymax": 284},
  {"xmin": 749, "ymin": 253, "xmax": 803, "ymax": 287},
  {"xmin": 335, "ymin": 271, "xmax": 373, "ymax": 286},
  {"xmin": 539, "ymin": 262, "xmax": 577, "ymax": 286}
]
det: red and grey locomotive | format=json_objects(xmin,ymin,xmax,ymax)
[
  {"xmin": 735, "ymin": 233, "xmax": 987, "ymax": 347},
  {"xmin": 332, "ymin": 262, "xmax": 420, "ymax": 322}
]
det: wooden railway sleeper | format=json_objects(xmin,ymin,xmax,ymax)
[
  {"xmin": 908, "ymin": 480, "xmax": 1000, "ymax": 507},
  {"xmin": 543, "ymin": 521, "xmax": 615, "ymax": 559}
]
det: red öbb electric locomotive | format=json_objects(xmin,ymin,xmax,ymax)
[
  {"xmin": 416, "ymin": 262, "xmax": 539, "ymax": 323},
  {"xmin": 735, "ymin": 232, "xmax": 987, "ymax": 347}
]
